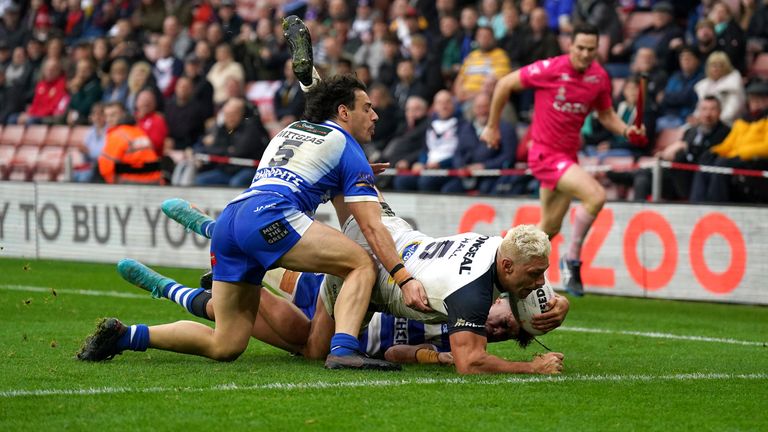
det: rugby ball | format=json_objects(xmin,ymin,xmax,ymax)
[{"xmin": 511, "ymin": 283, "xmax": 555, "ymax": 336}]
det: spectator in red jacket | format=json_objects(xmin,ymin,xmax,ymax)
[
  {"xmin": 134, "ymin": 89, "xmax": 168, "ymax": 156},
  {"xmin": 15, "ymin": 57, "xmax": 69, "ymax": 125}
]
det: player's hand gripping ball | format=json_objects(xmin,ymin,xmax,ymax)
[{"xmin": 511, "ymin": 283, "xmax": 555, "ymax": 336}]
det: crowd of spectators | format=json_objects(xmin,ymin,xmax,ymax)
[{"xmin": 0, "ymin": 0, "xmax": 767, "ymax": 203}]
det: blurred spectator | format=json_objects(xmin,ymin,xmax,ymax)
[
  {"xmin": 354, "ymin": 63, "xmax": 373, "ymax": 88},
  {"xmin": 73, "ymin": 102, "xmax": 107, "ymax": 183},
  {"xmin": 0, "ymin": 40, "xmax": 10, "ymax": 69},
  {"xmin": 354, "ymin": 18, "xmax": 389, "ymax": 82},
  {"xmin": 98, "ymin": 101, "xmax": 162, "ymax": 184},
  {"xmin": 233, "ymin": 19, "xmax": 285, "ymax": 82},
  {"xmin": 693, "ymin": 19, "xmax": 720, "ymax": 61},
  {"xmin": 690, "ymin": 81, "xmax": 768, "ymax": 203},
  {"xmin": 14, "ymin": 57, "xmax": 69, "ymax": 125},
  {"xmin": 694, "ymin": 51, "xmax": 745, "ymax": 125},
  {"xmin": 610, "ymin": 2, "xmax": 683, "ymax": 74},
  {"xmin": 206, "ymin": 22, "xmax": 225, "ymax": 48},
  {"xmin": 435, "ymin": 14, "xmax": 462, "ymax": 86},
  {"xmin": 519, "ymin": 8, "xmax": 561, "ymax": 65},
  {"xmin": 164, "ymin": 76, "xmax": 206, "ymax": 151},
  {"xmin": 217, "ymin": 0, "xmax": 243, "ymax": 42},
  {"xmin": 572, "ymin": 0, "xmax": 623, "ymax": 49},
  {"xmin": 457, "ymin": 5, "xmax": 480, "ymax": 61},
  {"xmin": 134, "ymin": 89, "xmax": 168, "ymax": 156},
  {"xmin": 5, "ymin": 46, "xmax": 33, "ymax": 93},
  {"xmin": 152, "ymin": 35, "xmax": 183, "ymax": 98},
  {"xmin": 392, "ymin": 58, "xmax": 426, "ymax": 111},
  {"xmin": 499, "ymin": 2, "xmax": 528, "ymax": 69},
  {"xmin": 272, "ymin": 59, "xmax": 305, "ymax": 128},
  {"xmin": 91, "ymin": 37, "xmax": 110, "ymax": 78},
  {"xmin": 0, "ymin": 2, "xmax": 27, "ymax": 50},
  {"xmin": 393, "ymin": 90, "xmax": 463, "ymax": 192},
  {"xmin": 183, "ymin": 53, "xmax": 215, "ymax": 120},
  {"xmin": 137, "ymin": 0, "xmax": 166, "ymax": 34},
  {"xmin": 66, "ymin": 58, "xmax": 103, "ymax": 126},
  {"xmin": 582, "ymin": 76, "xmax": 653, "ymax": 160},
  {"xmin": 389, "ymin": 2, "xmax": 427, "ymax": 50},
  {"xmin": 707, "ymin": 0, "xmax": 747, "ymax": 73},
  {"xmin": 25, "ymin": 37, "xmax": 45, "ymax": 80},
  {"xmin": 194, "ymin": 98, "xmax": 269, "ymax": 187},
  {"xmin": 317, "ymin": 34, "xmax": 349, "ymax": 78},
  {"xmin": 379, "ymin": 95, "xmax": 429, "ymax": 169},
  {"xmin": 634, "ymin": 96, "xmax": 730, "ymax": 201},
  {"xmin": 367, "ymin": 83, "xmax": 402, "ymax": 162},
  {"xmin": 657, "ymin": 46, "xmax": 704, "ymax": 130},
  {"xmin": 163, "ymin": 16, "xmax": 193, "ymax": 63},
  {"xmin": 21, "ymin": 0, "xmax": 53, "ymax": 40},
  {"xmin": 629, "ymin": 47, "xmax": 667, "ymax": 105},
  {"xmin": 192, "ymin": 40, "xmax": 214, "ymax": 73},
  {"xmin": 453, "ymin": 26, "xmax": 512, "ymax": 111},
  {"xmin": 478, "ymin": 0, "xmax": 506, "ymax": 39},
  {"xmin": 746, "ymin": 0, "xmax": 768, "ymax": 55},
  {"xmin": 408, "ymin": 33, "xmax": 443, "ymax": 104},
  {"xmin": 101, "ymin": 58, "xmax": 130, "ymax": 107},
  {"xmin": 376, "ymin": 34, "xmax": 401, "ymax": 88},
  {"xmin": 167, "ymin": 0, "xmax": 194, "ymax": 27},
  {"xmin": 62, "ymin": 0, "xmax": 86, "ymax": 44},
  {"xmin": 442, "ymin": 92, "xmax": 518, "ymax": 194},
  {"xmin": 108, "ymin": 19, "xmax": 142, "ymax": 63},
  {"xmin": 206, "ymin": 42, "xmax": 244, "ymax": 106},
  {"xmin": 125, "ymin": 61, "xmax": 160, "ymax": 114},
  {"xmin": 350, "ymin": 0, "xmax": 375, "ymax": 39}
]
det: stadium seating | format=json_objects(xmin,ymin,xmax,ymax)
[
  {"xmin": 6, "ymin": 145, "xmax": 42, "ymax": 181},
  {"xmin": 0, "ymin": 124, "xmax": 24, "ymax": 147},
  {"xmin": 43, "ymin": 125, "xmax": 71, "ymax": 147},
  {"xmin": 20, "ymin": 125, "xmax": 49, "ymax": 147},
  {"xmin": 67, "ymin": 126, "xmax": 90, "ymax": 150}
]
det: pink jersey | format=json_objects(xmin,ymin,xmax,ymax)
[{"xmin": 520, "ymin": 55, "xmax": 612, "ymax": 153}]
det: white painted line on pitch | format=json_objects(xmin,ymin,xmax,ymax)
[
  {"xmin": 0, "ymin": 284, "xmax": 150, "ymax": 300},
  {"xmin": 560, "ymin": 326, "xmax": 766, "ymax": 347},
  {"xmin": 1, "ymin": 285, "xmax": 764, "ymax": 346},
  {"xmin": 1, "ymin": 373, "xmax": 765, "ymax": 398}
]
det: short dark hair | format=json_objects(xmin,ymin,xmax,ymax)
[
  {"xmin": 103, "ymin": 101, "xmax": 125, "ymax": 112},
  {"xmin": 571, "ymin": 23, "xmax": 599, "ymax": 41},
  {"xmin": 702, "ymin": 95, "xmax": 722, "ymax": 109},
  {"xmin": 304, "ymin": 74, "xmax": 367, "ymax": 123}
]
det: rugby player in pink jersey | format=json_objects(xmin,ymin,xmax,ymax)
[{"xmin": 480, "ymin": 24, "xmax": 646, "ymax": 296}]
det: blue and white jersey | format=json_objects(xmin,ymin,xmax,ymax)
[
  {"xmin": 360, "ymin": 314, "xmax": 451, "ymax": 358},
  {"xmin": 231, "ymin": 120, "xmax": 378, "ymax": 213}
]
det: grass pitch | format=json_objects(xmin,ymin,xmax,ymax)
[{"xmin": 1, "ymin": 258, "xmax": 766, "ymax": 431}]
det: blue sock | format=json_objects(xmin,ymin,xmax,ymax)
[
  {"xmin": 162, "ymin": 283, "xmax": 205, "ymax": 314},
  {"xmin": 117, "ymin": 324, "xmax": 149, "ymax": 352},
  {"xmin": 330, "ymin": 333, "xmax": 360, "ymax": 356},
  {"xmin": 202, "ymin": 220, "xmax": 214, "ymax": 238}
]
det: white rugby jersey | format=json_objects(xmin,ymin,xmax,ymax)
[
  {"xmin": 231, "ymin": 120, "xmax": 378, "ymax": 212},
  {"xmin": 325, "ymin": 216, "xmax": 503, "ymax": 336}
]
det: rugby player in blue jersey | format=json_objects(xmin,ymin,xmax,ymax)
[
  {"xmin": 102, "ymin": 197, "xmax": 568, "ymax": 374},
  {"xmin": 77, "ymin": 17, "xmax": 429, "ymax": 370}
]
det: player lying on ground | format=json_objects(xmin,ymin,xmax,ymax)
[{"xmin": 79, "ymin": 197, "xmax": 568, "ymax": 374}]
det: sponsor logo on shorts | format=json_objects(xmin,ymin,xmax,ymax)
[
  {"xmin": 254, "ymin": 203, "xmax": 277, "ymax": 212},
  {"xmin": 453, "ymin": 318, "xmax": 484, "ymax": 329},
  {"xmin": 354, "ymin": 172, "xmax": 376, "ymax": 189},
  {"xmin": 260, "ymin": 221, "xmax": 290, "ymax": 244},
  {"xmin": 401, "ymin": 241, "xmax": 421, "ymax": 262},
  {"xmin": 210, "ymin": 252, "xmax": 217, "ymax": 267}
]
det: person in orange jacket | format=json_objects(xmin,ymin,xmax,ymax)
[{"xmin": 98, "ymin": 101, "xmax": 163, "ymax": 184}]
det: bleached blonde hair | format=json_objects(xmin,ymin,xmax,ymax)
[{"xmin": 499, "ymin": 224, "xmax": 551, "ymax": 263}]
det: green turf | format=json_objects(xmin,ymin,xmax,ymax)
[{"xmin": 1, "ymin": 258, "xmax": 766, "ymax": 431}]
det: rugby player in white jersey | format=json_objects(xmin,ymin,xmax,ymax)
[
  {"xmin": 77, "ymin": 16, "xmax": 429, "ymax": 370},
  {"xmin": 111, "ymin": 197, "xmax": 568, "ymax": 374}
]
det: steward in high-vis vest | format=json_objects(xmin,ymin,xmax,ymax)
[{"xmin": 98, "ymin": 101, "xmax": 163, "ymax": 184}]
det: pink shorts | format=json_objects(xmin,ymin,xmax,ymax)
[{"xmin": 527, "ymin": 144, "xmax": 577, "ymax": 190}]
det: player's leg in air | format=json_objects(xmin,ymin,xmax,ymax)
[{"xmin": 539, "ymin": 163, "xmax": 606, "ymax": 297}]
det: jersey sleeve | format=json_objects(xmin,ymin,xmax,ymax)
[
  {"xmin": 443, "ymin": 268, "xmax": 495, "ymax": 336},
  {"xmin": 519, "ymin": 59, "xmax": 549, "ymax": 89},
  {"xmin": 338, "ymin": 140, "xmax": 378, "ymax": 203}
]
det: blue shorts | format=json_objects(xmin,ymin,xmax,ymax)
[
  {"xmin": 210, "ymin": 193, "xmax": 313, "ymax": 285},
  {"xmin": 293, "ymin": 272, "xmax": 324, "ymax": 319}
]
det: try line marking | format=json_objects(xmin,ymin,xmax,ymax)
[
  {"xmin": 1, "ymin": 284, "xmax": 765, "ymax": 347},
  {"xmin": 1, "ymin": 373, "xmax": 766, "ymax": 398}
]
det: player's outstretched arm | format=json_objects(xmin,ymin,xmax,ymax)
[
  {"xmin": 449, "ymin": 331, "xmax": 563, "ymax": 374},
  {"xmin": 481, "ymin": 70, "xmax": 524, "ymax": 149},
  {"xmin": 596, "ymin": 108, "xmax": 646, "ymax": 144},
  {"xmin": 384, "ymin": 344, "xmax": 454, "ymax": 365}
]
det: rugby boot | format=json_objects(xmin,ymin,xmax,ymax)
[
  {"xmin": 282, "ymin": 15, "xmax": 314, "ymax": 87},
  {"xmin": 200, "ymin": 269, "xmax": 213, "ymax": 290},
  {"xmin": 117, "ymin": 258, "xmax": 174, "ymax": 299},
  {"xmin": 560, "ymin": 256, "xmax": 584, "ymax": 297},
  {"xmin": 161, "ymin": 198, "xmax": 214, "ymax": 238},
  {"xmin": 76, "ymin": 318, "xmax": 127, "ymax": 361}
]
